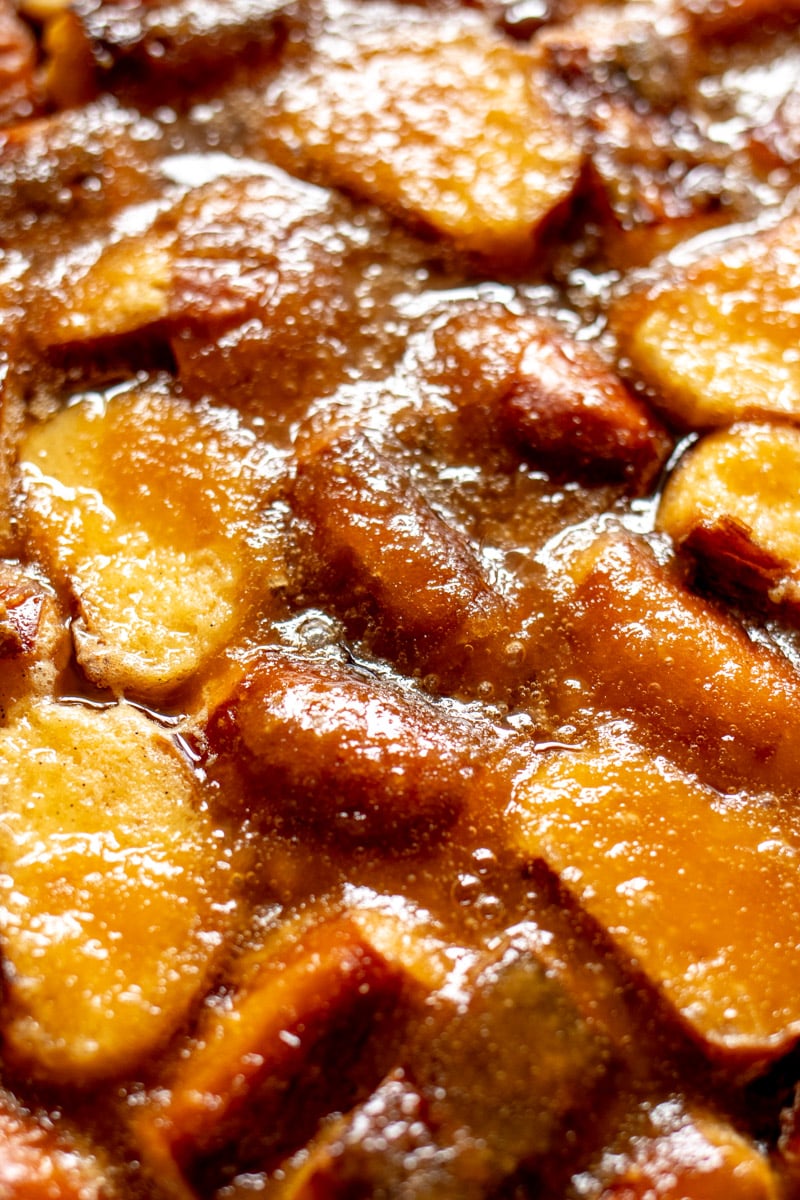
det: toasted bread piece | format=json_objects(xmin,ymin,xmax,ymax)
[
  {"xmin": 21, "ymin": 384, "xmax": 281, "ymax": 700},
  {"xmin": 137, "ymin": 912, "xmax": 409, "ymax": 1194},
  {"xmin": 513, "ymin": 735, "xmax": 800, "ymax": 1062},
  {"xmin": 614, "ymin": 213, "xmax": 800, "ymax": 428},
  {"xmin": 262, "ymin": 10, "xmax": 582, "ymax": 264},
  {"xmin": 658, "ymin": 422, "xmax": 800, "ymax": 615},
  {"xmin": 207, "ymin": 647, "xmax": 489, "ymax": 846},
  {"xmin": 561, "ymin": 531, "xmax": 800, "ymax": 794},
  {"xmin": 293, "ymin": 433, "xmax": 504, "ymax": 649},
  {"xmin": 17, "ymin": 0, "xmax": 72, "ymax": 18},
  {"xmin": 0, "ymin": 700, "xmax": 234, "ymax": 1083},
  {"xmin": 421, "ymin": 306, "xmax": 670, "ymax": 486},
  {"xmin": 502, "ymin": 324, "xmax": 670, "ymax": 485},
  {"xmin": 35, "ymin": 231, "xmax": 174, "ymax": 348}
]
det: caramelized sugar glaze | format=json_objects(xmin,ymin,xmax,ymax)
[{"xmin": 5, "ymin": 0, "xmax": 800, "ymax": 1195}]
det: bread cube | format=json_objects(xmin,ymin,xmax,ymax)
[
  {"xmin": 207, "ymin": 647, "xmax": 483, "ymax": 845},
  {"xmin": 0, "ymin": 700, "xmax": 233, "ymax": 1082},
  {"xmin": 263, "ymin": 11, "xmax": 581, "ymax": 264},
  {"xmin": 513, "ymin": 737, "xmax": 800, "ymax": 1062},
  {"xmin": 35, "ymin": 231, "xmax": 174, "ymax": 348},
  {"xmin": 137, "ymin": 914, "xmax": 406, "ymax": 1192},
  {"xmin": 292, "ymin": 433, "xmax": 504, "ymax": 648},
  {"xmin": 562, "ymin": 532, "xmax": 800, "ymax": 794},
  {"xmin": 21, "ymin": 384, "xmax": 279, "ymax": 700},
  {"xmin": 614, "ymin": 213, "xmax": 800, "ymax": 427},
  {"xmin": 658, "ymin": 422, "xmax": 800, "ymax": 616}
]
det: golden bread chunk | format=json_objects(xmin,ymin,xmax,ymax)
[
  {"xmin": 24, "ymin": 166, "xmax": 427, "ymax": 377},
  {"xmin": 513, "ymin": 738, "xmax": 800, "ymax": 1061},
  {"xmin": 169, "ymin": 172, "xmax": 340, "ymax": 330},
  {"xmin": 41, "ymin": 3, "xmax": 97, "ymax": 110},
  {"xmin": 657, "ymin": 422, "xmax": 800, "ymax": 615},
  {"xmin": 16, "ymin": 169, "xmax": 442, "ymax": 419},
  {"xmin": 138, "ymin": 914, "xmax": 406, "ymax": 1193},
  {"xmin": 36, "ymin": 231, "xmax": 174, "ymax": 348},
  {"xmin": 422, "ymin": 306, "xmax": 670, "ymax": 486},
  {"xmin": 0, "ymin": 700, "xmax": 233, "ymax": 1083},
  {"xmin": 21, "ymin": 385, "xmax": 279, "ymax": 700},
  {"xmin": 17, "ymin": 0, "xmax": 72, "ymax": 18},
  {"xmin": 207, "ymin": 647, "xmax": 488, "ymax": 845},
  {"xmin": 293, "ymin": 433, "xmax": 504, "ymax": 647},
  {"xmin": 562, "ymin": 532, "xmax": 800, "ymax": 794},
  {"xmin": 614, "ymin": 212, "xmax": 800, "ymax": 427},
  {"xmin": 347, "ymin": 903, "xmax": 454, "ymax": 995},
  {"xmin": 263, "ymin": 11, "xmax": 581, "ymax": 263}
]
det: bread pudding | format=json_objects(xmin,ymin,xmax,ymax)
[{"xmin": 2, "ymin": 0, "xmax": 800, "ymax": 1195}]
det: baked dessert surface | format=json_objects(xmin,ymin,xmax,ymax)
[{"xmin": 3, "ymin": 0, "xmax": 800, "ymax": 1195}]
